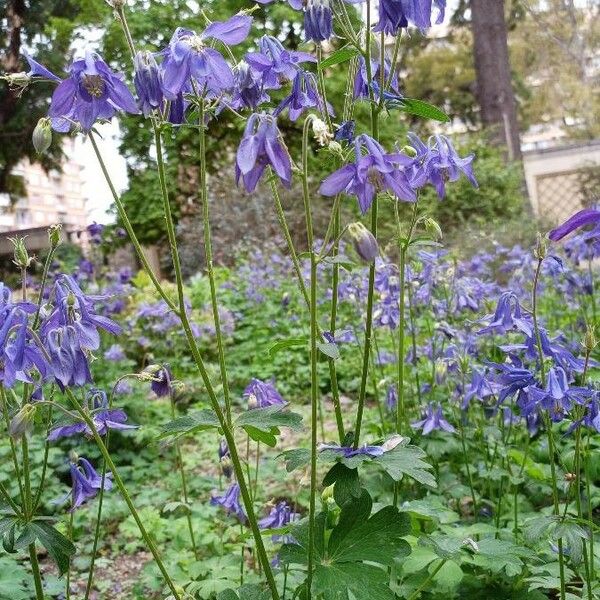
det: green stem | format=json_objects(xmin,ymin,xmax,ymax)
[
  {"xmin": 64, "ymin": 389, "xmax": 181, "ymax": 599},
  {"xmin": 407, "ymin": 559, "xmax": 447, "ymax": 600},
  {"xmin": 532, "ymin": 257, "xmax": 565, "ymax": 600},
  {"xmin": 170, "ymin": 394, "xmax": 199, "ymax": 559},
  {"xmin": 88, "ymin": 133, "xmax": 177, "ymax": 313},
  {"xmin": 0, "ymin": 385, "xmax": 25, "ymax": 505},
  {"xmin": 29, "ymin": 543, "xmax": 45, "ymax": 600},
  {"xmin": 32, "ymin": 244, "xmax": 57, "ymax": 330},
  {"xmin": 302, "ymin": 116, "xmax": 319, "ymax": 599}
]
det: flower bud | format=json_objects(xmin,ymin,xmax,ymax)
[
  {"xmin": 48, "ymin": 224, "xmax": 62, "ymax": 249},
  {"xmin": 9, "ymin": 404, "xmax": 36, "ymax": 440},
  {"xmin": 9, "ymin": 236, "xmax": 33, "ymax": 269},
  {"xmin": 134, "ymin": 51, "xmax": 163, "ymax": 116},
  {"xmin": 583, "ymin": 326, "xmax": 597, "ymax": 353},
  {"xmin": 347, "ymin": 222, "xmax": 379, "ymax": 262},
  {"xmin": 534, "ymin": 232, "xmax": 547, "ymax": 260},
  {"xmin": 321, "ymin": 484, "xmax": 334, "ymax": 503},
  {"xmin": 32, "ymin": 117, "xmax": 52, "ymax": 154},
  {"xmin": 424, "ymin": 217, "xmax": 443, "ymax": 241},
  {"xmin": 312, "ymin": 117, "xmax": 333, "ymax": 147},
  {"xmin": 220, "ymin": 456, "xmax": 233, "ymax": 480},
  {"xmin": 400, "ymin": 145, "xmax": 418, "ymax": 158}
]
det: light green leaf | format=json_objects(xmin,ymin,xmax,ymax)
[
  {"xmin": 317, "ymin": 46, "xmax": 360, "ymax": 71},
  {"xmin": 385, "ymin": 97, "xmax": 450, "ymax": 122},
  {"xmin": 267, "ymin": 337, "xmax": 307, "ymax": 357},
  {"xmin": 374, "ymin": 441, "xmax": 436, "ymax": 487},
  {"xmin": 157, "ymin": 409, "xmax": 220, "ymax": 440},
  {"xmin": 277, "ymin": 448, "xmax": 310, "ymax": 472}
]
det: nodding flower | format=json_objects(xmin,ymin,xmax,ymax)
[
  {"xmin": 70, "ymin": 456, "xmax": 112, "ymax": 510},
  {"xmin": 304, "ymin": 0, "xmax": 333, "ymax": 43},
  {"xmin": 374, "ymin": 0, "xmax": 446, "ymax": 35},
  {"xmin": 320, "ymin": 134, "xmax": 416, "ymax": 214},
  {"xmin": 235, "ymin": 113, "xmax": 292, "ymax": 193}
]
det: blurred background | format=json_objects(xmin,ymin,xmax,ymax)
[{"xmin": 0, "ymin": 0, "xmax": 598, "ymax": 275}]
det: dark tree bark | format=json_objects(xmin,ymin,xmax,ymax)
[{"xmin": 470, "ymin": 0, "xmax": 522, "ymax": 161}]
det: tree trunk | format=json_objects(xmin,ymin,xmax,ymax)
[{"xmin": 470, "ymin": 0, "xmax": 522, "ymax": 161}]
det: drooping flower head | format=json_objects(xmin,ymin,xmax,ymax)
[
  {"xmin": 374, "ymin": 0, "xmax": 446, "ymax": 35},
  {"xmin": 236, "ymin": 113, "xmax": 292, "ymax": 192},
  {"xmin": 304, "ymin": 0, "xmax": 333, "ymax": 42},
  {"xmin": 258, "ymin": 501, "xmax": 300, "ymax": 542},
  {"xmin": 229, "ymin": 61, "xmax": 270, "ymax": 111},
  {"xmin": 411, "ymin": 403, "xmax": 455, "ymax": 435},
  {"xmin": 408, "ymin": 132, "xmax": 478, "ymax": 198},
  {"xmin": 353, "ymin": 55, "xmax": 400, "ymax": 101},
  {"xmin": 476, "ymin": 291, "xmax": 533, "ymax": 337},
  {"xmin": 211, "ymin": 482, "xmax": 246, "ymax": 522},
  {"xmin": 133, "ymin": 50, "xmax": 163, "ymax": 116},
  {"xmin": 49, "ymin": 51, "xmax": 138, "ymax": 132},
  {"xmin": 244, "ymin": 378, "xmax": 287, "ymax": 408},
  {"xmin": 245, "ymin": 36, "xmax": 316, "ymax": 91},
  {"xmin": 274, "ymin": 71, "xmax": 330, "ymax": 122},
  {"xmin": 320, "ymin": 134, "xmax": 416, "ymax": 213},
  {"xmin": 70, "ymin": 456, "xmax": 112, "ymax": 510},
  {"xmin": 318, "ymin": 443, "xmax": 385, "ymax": 458},
  {"xmin": 161, "ymin": 15, "xmax": 252, "ymax": 100}
]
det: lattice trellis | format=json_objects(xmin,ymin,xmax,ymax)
[{"xmin": 535, "ymin": 166, "xmax": 600, "ymax": 224}]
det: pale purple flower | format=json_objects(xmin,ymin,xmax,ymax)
[
  {"xmin": 235, "ymin": 113, "xmax": 292, "ymax": 192},
  {"xmin": 48, "ymin": 51, "xmax": 138, "ymax": 132},
  {"xmin": 211, "ymin": 482, "xmax": 246, "ymax": 522},
  {"xmin": 320, "ymin": 134, "xmax": 416, "ymax": 213},
  {"xmin": 134, "ymin": 50, "xmax": 163, "ymax": 116},
  {"xmin": 274, "ymin": 71, "xmax": 330, "ymax": 122},
  {"xmin": 70, "ymin": 457, "xmax": 112, "ymax": 510},
  {"xmin": 243, "ymin": 378, "xmax": 287, "ymax": 408},
  {"xmin": 161, "ymin": 15, "xmax": 252, "ymax": 100},
  {"xmin": 259, "ymin": 501, "xmax": 299, "ymax": 542},
  {"xmin": 374, "ymin": 0, "xmax": 446, "ymax": 35},
  {"xmin": 411, "ymin": 403, "xmax": 455, "ymax": 435},
  {"xmin": 304, "ymin": 0, "xmax": 333, "ymax": 42},
  {"xmin": 104, "ymin": 344, "xmax": 125, "ymax": 362},
  {"xmin": 318, "ymin": 443, "xmax": 385, "ymax": 458}
]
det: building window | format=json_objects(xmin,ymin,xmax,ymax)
[{"xmin": 15, "ymin": 209, "xmax": 30, "ymax": 226}]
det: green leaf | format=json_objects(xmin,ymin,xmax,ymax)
[
  {"xmin": 29, "ymin": 521, "xmax": 76, "ymax": 575},
  {"xmin": 217, "ymin": 591, "xmax": 239, "ymax": 600},
  {"xmin": 157, "ymin": 409, "xmax": 220, "ymax": 440},
  {"xmin": 374, "ymin": 440, "xmax": 436, "ymax": 487},
  {"xmin": 313, "ymin": 562, "xmax": 396, "ymax": 600},
  {"xmin": 277, "ymin": 448, "xmax": 310, "ymax": 472},
  {"xmin": 317, "ymin": 46, "xmax": 360, "ymax": 71},
  {"xmin": 267, "ymin": 337, "xmax": 307, "ymax": 357},
  {"xmin": 322, "ymin": 463, "xmax": 361, "ymax": 507},
  {"xmin": 329, "ymin": 505, "xmax": 411, "ymax": 566},
  {"xmin": 235, "ymin": 405, "xmax": 303, "ymax": 439},
  {"xmin": 432, "ymin": 560, "xmax": 463, "ymax": 591},
  {"xmin": 554, "ymin": 521, "xmax": 589, "ymax": 565},
  {"xmin": 523, "ymin": 516, "xmax": 558, "ymax": 544},
  {"xmin": 243, "ymin": 425, "xmax": 278, "ymax": 447},
  {"xmin": 316, "ymin": 342, "xmax": 340, "ymax": 360},
  {"xmin": 385, "ymin": 97, "xmax": 450, "ymax": 122}
]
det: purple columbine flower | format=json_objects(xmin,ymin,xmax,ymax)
[
  {"xmin": 304, "ymin": 0, "xmax": 333, "ymax": 42},
  {"xmin": 411, "ymin": 403, "xmax": 455, "ymax": 435},
  {"xmin": 41, "ymin": 275, "xmax": 121, "ymax": 352},
  {"xmin": 258, "ymin": 501, "xmax": 300, "ymax": 542},
  {"xmin": 548, "ymin": 208, "xmax": 600, "ymax": 242},
  {"xmin": 408, "ymin": 132, "xmax": 478, "ymax": 198},
  {"xmin": 211, "ymin": 482, "xmax": 246, "ymax": 522},
  {"xmin": 334, "ymin": 120, "xmax": 355, "ymax": 143},
  {"xmin": 229, "ymin": 61, "xmax": 269, "ymax": 110},
  {"xmin": 161, "ymin": 15, "xmax": 252, "ymax": 100},
  {"xmin": 245, "ymin": 36, "xmax": 316, "ymax": 90},
  {"xmin": 374, "ymin": 0, "xmax": 446, "ymax": 35},
  {"xmin": 70, "ymin": 457, "xmax": 112, "ymax": 510},
  {"xmin": 521, "ymin": 367, "xmax": 592, "ymax": 422},
  {"xmin": 235, "ymin": 113, "xmax": 292, "ymax": 192},
  {"xmin": 274, "ymin": 71, "xmax": 330, "ymax": 122},
  {"xmin": 244, "ymin": 378, "xmax": 287, "ymax": 409},
  {"xmin": 353, "ymin": 55, "xmax": 400, "ymax": 100},
  {"xmin": 150, "ymin": 365, "xmax": 173, "ymax": 397},
  {"xmin": 320, "ymin": 134, "xmax": 416, "ymax": 213},
  {"xmin": 23, "ymin": 53, "xmax": 62, "ymax": 82},
  {"xmin": 48, "ymin": 51, "xmax": 138, "ymax": 132},
  {"xmin": 46, "ymin": 326, "xmax": 93, "ymax": 388},
  {"xmin": 318, "ymin": 443, "xmax": 385, "ymax": 458},
  {"xmin": 134, "ymin": 50, "xmax": 163, "ymax": 116},
  {"xmin": 477, "ymin": 291, "xmax": 533, "ymax": 337}
]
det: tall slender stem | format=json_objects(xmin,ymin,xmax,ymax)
[
  {"xmin": 28, "ymin": 543, "xmax": 45, "ymax": 600},
  {"xmin": 301, "ymin": 116, "xmax": 319, "ymax": 599},
  {"xmin": 91, "ymin": 127, "xmax": 280, "ymax": 600},
  {"xmin": 532, "ymin": 257, "xmax": 565, "ymax": 600}
]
